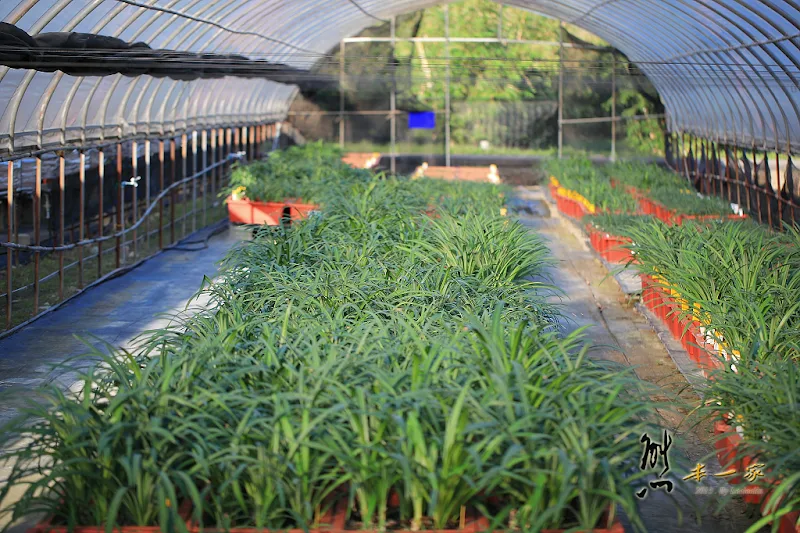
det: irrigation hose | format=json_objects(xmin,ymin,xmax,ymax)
[{"xmin": 163, "ymin": 218, "xmax": 230, "ymax": 252}]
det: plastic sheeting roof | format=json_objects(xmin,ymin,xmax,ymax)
[{"xmin": 1, "ymin": 0, "xmax": 799, "ymax": 159}]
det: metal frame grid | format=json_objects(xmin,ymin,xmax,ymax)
[{"xmin": 324, "ymin": 6, "xmax": 664, "ymax": 170}]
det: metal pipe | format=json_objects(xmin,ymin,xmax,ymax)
[
  {"xmin": 445, "ymin": 4, "xmax": 451, "ymax": 168},
  {"xmin": 98, "ymin": 149, "xmax": 104, "ymax": 278},
  {"xmin": 131, "ymin": 141, "xmax": 138, "ymax": 259},
  {"xmin": 170, "ymin": 138, "xmax": 176, "ymax": 245},
  {"xmin": 192, "ymin": 131, "xmax": 198, "ymax": 233},
  {"xmin": 115, "ymin": 144, "xmax": 122, "ymax": 268},
  {"xmin": 202, "ymin": 129, "xmax": 208, "ymax": 228},
  {"xmin": 144, "ymin": 139, "xmax": 151, "ymax": 254},
  {"xmin": 611, "ymin": 52, "xmax": 616, "ymax": 162},
  {"xmin": 58, "ymin": 151, "xmax": 65, "ymax": 299},
  {"xmin": 558, "ymin": 21, "xmax": 564, "ymax": 159},
  {"xmin": 34, "ymin": 156, "xmax": 41, "ymax": 315},
  {"xmin": 78, "ymin": 150, "xmax": 85, "ymax": 289},
  {"xmin": 390, "ymin": 16, "xmax": 397, "ymax": 174},
  {"xmin": 181, "ymin": 133, "xmax": 188, "ymax": 239},
  {"xmin": 342, "ymin": 37, "xmax": 608, "ymax": 48},
  {"xmin": 339, "ymin": 40, "xmax": 345, "ymax": 149},
  {"xmin": 210, "ymin": 128, "xmax": 217, "ymax": 205},
  {"xmin": 497, "ymin": 4, "xmax": 504, "ymax": 40},
  {"xmin": 158, "ymin": 140, "xmax": 164, "ymax": 249},
  {"xmin": 6, "ymin": 162, "xmax": 13, "ymax": 328}
]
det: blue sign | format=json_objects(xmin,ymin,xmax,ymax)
[{"xmin": 408, "ymin": 111, "xmax": 436, "ymax": 130}]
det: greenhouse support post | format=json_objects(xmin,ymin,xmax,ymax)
[
  {"xmin": 339, "ymin": 41, "xmax": 345, "ymax": 149},
  {"xmin": 558, "ymin": 21, "xmax": 564, "ymax": 160},
  {"xmin": 58, "ymin": 152, "xmax": 64, "ymax": 296},
  {"xmin": 445, "ymin": 4, "xmax": 451, "ymax": 168},
  {"xmin": 34, "ymin": 156, "xmax": 41, "ymax": 312},
  {"xmin": 391, "ymin": 16, "xmax": 397, "ymax": 174},
  {"xmin": 97, "ymin": 149, "xmax": 104, "ymax": 277},
  {"xmin": 497, "ymin": 3, "xmax": 504, "ymax": 39},
  {"xmin": 6, "ymin": 162, "xmax": 12, "ymax": 329},
  {"xmin": 158, "ymin": 141, "xmax": 165, "ymax": 250},
  {"xmin": 611, "ymin": 53, "xmax": 616, "ymax": 162},
  {"xmin": 78, "ymin": 150, "xmax": 85, "ymax": 289},
  {"xmin": 145, "ymin": 140, "xmax": 151, "ymax": 256}
]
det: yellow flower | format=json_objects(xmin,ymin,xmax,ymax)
[{"xmin": 500, "ymin": 208, "xmax": 508, "ymax": 216}]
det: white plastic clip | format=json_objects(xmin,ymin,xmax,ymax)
[{"xmin": 123, "ymin": 176, "xmax": 141, "ymax": 188}]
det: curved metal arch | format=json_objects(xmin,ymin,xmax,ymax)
[
  {"xmin": 622, "ymin": 0, "xmax": 765, "ymax": 145},
  {"xmin": 719, "ymin": 0, "xmax": 800, "ymax": 149},
  {"xmin": 564, "ymin": 0, "xmax": 738, "ymax": 142},
  {"xmin": 683, "ymin": 0, "xmax": 792, "ymax": 149},
  {"xmin": 577, "ymin": 0, "xmax": 770, "ymax": 145}
]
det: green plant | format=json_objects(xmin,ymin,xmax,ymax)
[
  {"xmin": 1, "ymin": 151, "xmax": 668, "ymax": 533},
  {"xmin": 585, "ymin": 213, "xmax": 657, "ymax": 236},
  {"xmin": 543, "ymin": 157, "xmax": 638, "ymax": 214}
]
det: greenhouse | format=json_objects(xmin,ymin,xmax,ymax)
[{"xmin": 0, "ymin": 1, "xmax": 799, "ymax": 533}]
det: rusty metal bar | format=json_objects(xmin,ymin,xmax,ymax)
[
  {"xmin": 144, "ymin": 139, "xmax": 151, "ymax": 254},
  {"xmin": 210, "ymin": 127, "xmax": 217, "ymax": 207},
  {"xmin": 78, "ymin": 150, "xmax": 85, "ymax": 289},
  {"xmin": 98, "ymin": 148, "xmax": 104, "ymax": 278},
  {"xmin": 775, "ymin": 148, "xmax": 783, "ymax": 227},
  {"xmin": 734, "ymin": 146, "xmax": 742, "ymax": 209},
  {"xmin": 159, "ymin": 140, "xmax": 164, "ymax": 249},
  {"xmin": 745, "ymin": 148, "xmax": 753, "ymax": 215},
  {"xmin": 765, "ymin": 150, "xmax": 773, "ymax": 228},
  {"xmin": 752, "ymin": 146, "xmax": 761, "ymax": 224},
  {"xmin": 725, "ymin": 145, "xmax": 732, "ymax": 204},
  {"xmin": 1, "ymin": 158, "xmax": 231, "ymax": 254},
  {"xmin": 170, "ymin": 138, "xmax": 176, "ymax": 245},
  {"xmin": 191, "ymin": 131, "xmax": 198, "ymax": 234},
  {"xmin": 181, "ymin": 133, "xmax": 188, "ymax": 239},
  {"xmin": 226, "ymin": 127, "xmax": 233, "ymax": 191},
  {"xmin": 218, "ymin": 128, "xmax": 225, "ymax": 199},
  {"xmin": 33, "ymin": 156, "xmax": 41, "ymax": 315},
  {"xmin": 234, "ymin": 128, "xmax": 240, "ymax": 158},
  {"xmin": 202, "ymin": 129, "xmax": 208, "ymax": 228},
  {"xmin": 13, "ymin": 177, "xmax": 19, "ymax": 268},
  {"xmin": 131, "ymin": 141, "xmax": 138, "ymax": 259},
  {"xmin": 6, "ymin": 162, "xmax": 13, "ymax": 328},
  {"xmin": 253, "ymin": 124, "xmax": 259, "ymax": 160},
  {"xmin": 58, "ymin": 152, "xmax": 65, "ymax": 299}
]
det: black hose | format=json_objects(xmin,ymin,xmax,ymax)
[{"xmin": 163, "ymin": 219, "xmax": 230, "ymax": 252}]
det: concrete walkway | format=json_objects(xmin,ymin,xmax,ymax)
[{"xmin": 0, "ymin": 224, "xmax": 244, "ymax": 428}]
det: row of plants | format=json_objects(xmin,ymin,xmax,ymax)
[
  {"xmin": 1, "ymin": 147, "xmax": 668, "ymax": 533},
  {"xmin": 583, "ymin": 214, "xmax": 656, "ymax": 264},
  {"xmin": 575, "ymin": 207, "xmax": 800, "ymax": 532},
  {"xmin": 543, "ymin": 159, "xmax": 638, "ymax": 216},
  {"xmin": 544, "ymin": 158, "xmax": 740, "ymax": 225}
]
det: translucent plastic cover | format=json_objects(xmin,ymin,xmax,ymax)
[{"xmin": 1, "ymin": 0, "xmax": 798, "ymax": 158}]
